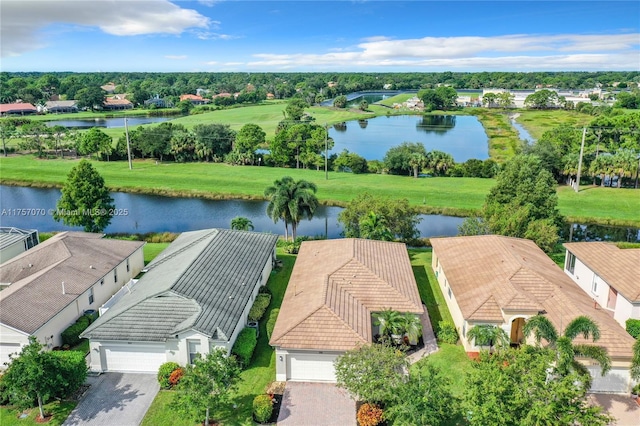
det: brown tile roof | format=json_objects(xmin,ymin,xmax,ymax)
[
  {"xmin": 431, "ymin": 235, "xmax": 635, "ymax": 359},
  {"xmin": 104, "ymin": 98, "xmax": 132, "ymax": 106},
  {"xmin": 564, "ymin": 242, "xmax": 640, "ymax": 302},
  {"xmin": 180, "ymin": 94, "xmax": 204, "ymax": 101},
  {"xmin": 0, "ymin": 103, "xmax": 37, "ymax": 113},
  {"xmin": 270, "ymin": 239, "xmax": 423, "ymax": 351},
  {"xmin": 0, "ymin": 232, "xmax": 144, "ymax": 335}
]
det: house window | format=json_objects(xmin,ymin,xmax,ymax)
[
  {"xmin": 100, "ymin": 278, "xmax": 104, "ymax": 286},
  {"xmin": 462, "ymin": 323, "xmax": 466, "ymax": 338},
  {"xmin": 188, "ymin": 340, "xmax": 201, "ymax": 364},
  {"xmin": 566, "ymin": 252, "xmax": 576, "ymax": 274},
  {"xmin": 88, "ymin": 287, "xmax": 94, "ymax": 304},
  {"xmin": 448, "ymin": 287, "xmax": 452, "ymax": 299},
  {"xmin": 591, "ymin": 276, "xmax": 598, "ymax": 294},
  {"xmin": 126, "ymin": 259, "xmax": 130, "ymax": 272},
  {"xmin": 114, "ymin": 268, "xmax": 118, "ymax": 283}
]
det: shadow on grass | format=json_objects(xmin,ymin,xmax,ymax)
[{"xmin": 413, "ymin": 265, "xmax": 444, "ymax": 335}]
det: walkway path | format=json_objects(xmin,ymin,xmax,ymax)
[{"xmin": 408, "ymin": 304, "xmax": 439, "ymax": 364}]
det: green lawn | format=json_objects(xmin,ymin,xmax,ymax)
[
  {"xmin": 3, "ymin": 155, "xmax": 637, "ymax": 226},
  {"xmin": 140, "ymin": 250, "xmax": 296, "ymax": 426},
  {"xmin": 407, "ymin": 248, "xmax": 472, "ymax": 400},
  {"xmin": 143, "ymin": 243, "xmax": 170, "ymax": 265},
  {"xmin": 0, "ymin": 401, "xmax": 76, "ymax": 426}
]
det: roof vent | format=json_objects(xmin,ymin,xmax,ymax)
[
  {"xmin": 229, "ymin": 295, "xmax": 234, "ymax": 299},
  {"xmin": 28, "ymin": 263, "xmax": 33, "ymax": 268},
  {"xmin": 89, "ymin": 265, "xmax": 94, "ymax": 269}
]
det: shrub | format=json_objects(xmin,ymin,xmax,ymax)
[
  {"xmin": 50, "ymin": 350, "xmax": 88, "ymax": 398},
  {"xmin": 626, "ymin": 319, "xmax": 640, "ymax": 339},
  {"xmin": 266, "ymin": 308, "xmax": 280, "ymax": 340},
  {"xmin": 258, "ymin": 286, "xmax": 272, "ymax": 296},
  {"xmin": 248, "ymin": 293, "xmax": 271, "ymax": 321},
  {"xmin": 253, "ymin": 394, "xmax": 274, "ymax": 423},
  {"xmin": 157, "ymin": 362, "xmax": 181, "ymax": 389},
  {"xmin": 231, "ymin": 327, "xmax": 257, "ymax": 367},
  {"xmin": 437, "ymin": 321, "xmax": 459, "ymax": 344},
  {"xmin": 61, "ymin": 315, "xmax": 92, "ymax": 347},
  {"xmin": 168, "ymin": 367, "xmax": 184, "ymax": 387},
  {"xmin": 357, "ymin": 403, "xmax": 384, "ymax": 426}
]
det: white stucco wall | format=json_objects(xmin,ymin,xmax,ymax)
[
  {"xmin": 275, "ymin": 348, "xmax": 343, "ymax": 382},
  {"xmin": 564, "ymin": 250, "xmax": 636, "ymax": 327},
  {"xmin": 432, "ymin": 251, "xmax": 470, "ymax": 349},
  {"xmin": 0, "ymin": 240, "xmax": 28, "ymax": 264}
]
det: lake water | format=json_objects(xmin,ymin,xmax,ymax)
[
  {"xmin": 44, "ymin": 116, "xmax": 173, "ymax": 129},
  {"xmin": 0, "ymin": 185, "xmax": 463, "ymax": 238},
  {"xmin": 2, "ymin": 186, "xmax": 636, "ymax": 242},
  {"xmin": 511, "ymin": 118, "xmax": 536, "ymax": 143},
  {"xmin": 329, "ymin": 115, "xmax": 489, "ymax": 162}
]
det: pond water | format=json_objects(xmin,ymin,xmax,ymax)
[
  {"xmin": 44, "ymin": 116, "xmax": 173, "ymax": 129},
  {"xmin": 511, "ymin": 118, "xmax": 536, "ymax": 143},
  {"xmin": 2, "ymin": 186, "xmax": 636, "ymax": 242},
  {"xmin": 329, "ymin": 115, "xmax": 489, "ymax": 162},
  {"xmin": 0, "ymin": 185, "xmax": 463, "ymax": 238}
]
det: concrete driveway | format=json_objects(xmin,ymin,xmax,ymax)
[
  {"xmin": 588, "ymin": 394, "xmax": 640, "ymax": 426},
  {"xmin": 63, "ymin": 373, "xmax": 159, "ymax": 426},
  {"xmin": 277, "ymin": 382, "xmax": 355, "ymax": 426}
]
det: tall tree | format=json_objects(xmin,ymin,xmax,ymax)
[
  {"xmin": 77, "ymin": 127, "xmax": 112, "ymax": 159},
  {"xmin": 173, "ymin": 349, "xmax": 241, "ymax": 426},
  {"xmin": 408, "ymin": 152, "xmax": 426, "ymax": 178},
  {"xmin": 334, "ymin": 343, "xmax": 409, "ymax": 404},
  {"xmin": 230, "ymin": 216, "xmax": 254, "ymax": 231},
  {"xmin": 524, "ymin": 89, "xmax": 559, "ymax": 109},
  {"xmin": 1, "ymin": 337, "xmax": 65, "ymax": 420},
  {"xmin": 338, "ymin": 192, "xmax": 421, "ymax": 243},
  {"xmin": 285, "ymin": 97, "xmax": 309, "ymax": 121},
  {"xmin": 18, "ymin": 122, "xmax": 50, "ymax": 157},
  {"xmin": 483, "ymin": 155, "xmax": 563, "ymax": 252},
  {"xmin": 523, "ymin": 314, "xmax": 611, "ymax": 387},
  {"xmin": 264, "ymin": 176, "xmax": 318, "ymax": 240},
  {"xmin": 75, "ymin": 86, "xmax": 106, "ymax": 111},
  {"xmin": 54, "ymin": 160, "xmax": 115, "ymax": 232},
  {"xmin": 235, "ymin": 123, "xmax": 265, "ymax": 155},
  {"xmin": 0, "ymin": 120, "xmax": 17, "ymax": 157},
  {"xmin": 358, "ymin": 212, "xmax": 394, "ymax": 241},
  {"xmin": 464, "ymin": 346, "xmax": 612, "ymax": 426},
  {"xmin": 383, "ymin": 142, "xmax": 428, "ymax": 175}
]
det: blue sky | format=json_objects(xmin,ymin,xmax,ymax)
[{"xmin": 2, "ymin": 1, "xmax": 639, "ymax": 72}]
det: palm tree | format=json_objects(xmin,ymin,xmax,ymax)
[
  {"xmin": 358, "ymin": 211, "xmax": 394, "ymax": 241},
  {"xmin": 466, "ymin": 324, "xmax": 509, "ymax": 352},
  {"xmin": 523, "ymin": 315, "xmax": 611, "ymax": 385},
  {"xmin": 613, "ymin": 148, "xmax": 637, "ymax": 188},
  {"xmin": 375, "ymin": 309, "xmax": 404, "ymax": 344},
  {"xmin": 264, "ymin": 176, "xmax": 318, "ymax": 241},
  {"xmin": 230, "ymin": 216, "xmax": 254, "ymax": 231},
  {"xmin": 408, "ymin": 153, "xmax": 426, "ymax": 178},
  {"xmin": 402, "ymin": 313, "xmax": 423, "ymax": 345},
  {"xmin": 589, "ymin": 154, "xmax": 615, "ymax": 187}
]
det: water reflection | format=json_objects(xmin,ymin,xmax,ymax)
[{"xmin": 416, "ymin": 115, "xmax": 456, "ymax": 134}]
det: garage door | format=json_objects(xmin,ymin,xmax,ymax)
[
  {"xmin": 588, "ymin": 366, "xmax": 630, "ymax": 393},
  {"xmin": 103, "ymin": 344, "xmax": 166, "ymax": 373},
  {"xmin": 289, "ymin": 353, "xmax": 338, "ymax": 382},
  {"xmin": 0, "ymin": 343, "xmax": 21, "ymax": 366}
]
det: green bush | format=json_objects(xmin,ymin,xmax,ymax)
[
  {"xmin": 437, "ymin": 321, "xmax": 459, "ymax": 344},
  {"xmin": 61, "ymin": 315, "xmax": 92, "ymax": 347},
  {"xmin": 626, "ymin": 319, "xmax": 640, "ymax": 339},
  {"xmin": 50, "ymin": 350, "xmax": 88, "ymax": 399},
  {"xmin": 231, "ymin": 327, "xmax": 257, "ymax": 367},
  {"xmin": 258, "ymin": 285, "xmax": 272, "ymax": 296},
  {"xmin": 253, "ymin": 394, "xmax": 274, "ymax": 423},
  {"xmin": 266, "ymin": 308, "xmax": 280, "ymax": 340},
  {"xmin": 157, "ymin": 362, "xmax": 181, "ymax": 389},
  {"xmin": 248, "ymin": 293, "xmax": 271, "ymax": 321}
]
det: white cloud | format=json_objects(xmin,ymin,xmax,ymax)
[
  {"xmin": 1, "ymin": 0, "xmax": 211, "ymax": 57},
  {"xmin": 246, "ymin": 33, "xmax": 639, "ymax": 71},
  {"xmin": 165, "ymin": 55, "xmax": 187, "ymax": 60},
  {"xmin": 195, "ymin": 32, "xmax": 239, "ymax": 40}
]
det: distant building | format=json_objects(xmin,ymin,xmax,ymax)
[
  {"xmin": 144, "ymin": 95, "xmax": 173, "ymax": 109},
  {"xmin": 104, "ymin": 95, "xmax": 133, "ymax": 110},
  {"xmin": 42, "ymin": 100, "xmax": 78, "ymax": 114},
  {"xmin": 0, "ymin": 227, "xmax": 39, "ymax": 264},
  {"xmin": 0, "ymin": 103, "xmax": 37, "ymax": 116},
  {"xmin": 101, "ymin": 82, "xmax": 116, "ymax": 93},
  {"xmin": 179, "ymin": 94, "xmax": 207, "ymax": 105}
]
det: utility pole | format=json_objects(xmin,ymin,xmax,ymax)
[
  {"xmin": 124, "ymin": 117, "xmax": 132, "ymax": 170},
  {"xmin": 574, "ymin": 127, "xmax": 586, "ymax": 193},
  {"xmin": 324, "ymin": 123, "xmax": 328, "ymax": 180}
]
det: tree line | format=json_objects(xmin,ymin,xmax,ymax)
[{"xmin": 2, "ymin": 71, "xmax": 638, "ymax": 106}]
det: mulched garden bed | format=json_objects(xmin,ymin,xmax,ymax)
[{"xmin": 254, "ymin": 381, "xmax": 286, "ymax": 425}]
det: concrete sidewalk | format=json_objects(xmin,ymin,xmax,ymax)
[{"xmin": 408, "ymin": 303, "xmax": 439, "ymax": 363}]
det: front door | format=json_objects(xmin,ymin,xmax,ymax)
[
  {"xmin": 607, "ymin": 287, "xmax": 617, "ymax": 310},
  {"xmin": 510, "ymin": 318, "xmax": 525, "ymax": 346}
]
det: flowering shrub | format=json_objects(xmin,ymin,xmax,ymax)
[
  {"xmin": 357, "ymin": 403, "xmax": 384, "ymax": 426},
  {"xmin": 168, "ymin": 367, "xmax": 184, "ymax": 387},
  {"xmin": 157, "ymin": 362, "xmax": 181, "ymax": 389}
]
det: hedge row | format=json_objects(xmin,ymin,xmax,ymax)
[
  {"xmin": 50, "ymin": 350, "xmax": 88, "ymax": 398},
  {"xmin": 266, "ymin": 308, "xmax": 279, "ymax": 340},
  {"xmin": 249, "ymin": 294, "xmax": 271, "ymax": 322},
  {"xmin": 61, "ymin": 314, "xmax": 95, "ymax": 347},
  {"xmin": 231, "ymin": 327, "xmax": 257, "ymax": 367},
  {"xmin": 626, "ymin": 319, "xmax": 640, "ymax": 339}
]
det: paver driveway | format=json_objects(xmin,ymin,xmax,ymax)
[
  {"xmin": 277, "ymin": 382, "xmax": 355, "ymax": 426},
  {"xmin": 588, "ymin": 393, "xmax": 640, "ymax": 426},
  {"xmin": 63, "ymin": 373, "xmax": 159, "ymax": 426}
]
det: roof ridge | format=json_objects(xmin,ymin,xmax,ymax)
[
  {"xmin": 323, "ymin": 303, "xmax": 368, "ymax": 343},
  {"xmin": 467, "ymin": 294, "xmax": 496, "ymax": 318},
  {"xmin": 146, "ymin": 229, "xmax": 217, "ymax": 272}
]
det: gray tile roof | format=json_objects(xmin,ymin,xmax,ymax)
[
  {"xmin": 83, "ymin": 229, "xmax": 278, "ymax": 343},
  {"xmin": 0, "ymin": 232, "xmax": 144, "ymax": 334}
]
